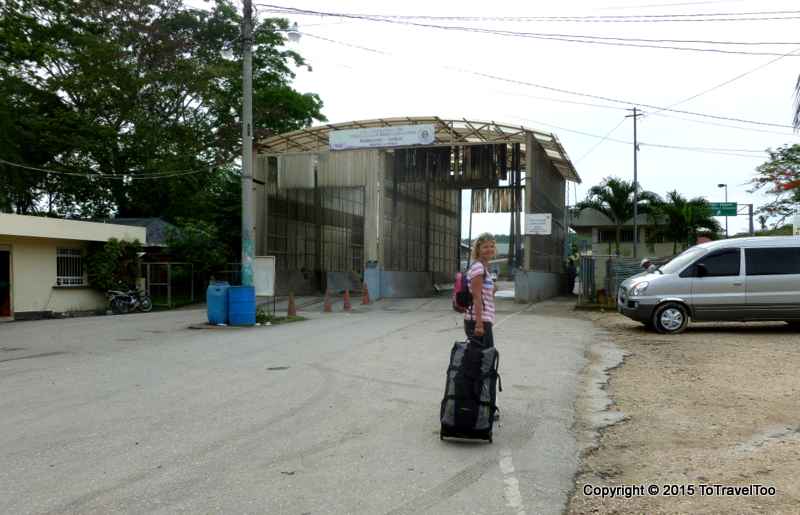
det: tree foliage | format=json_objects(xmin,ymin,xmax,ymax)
[
  {"xmin": 647, "ymin": 191, "xmax": 721, "ymax": 254},
  {"xmin": 576, "ymin": 176, "xmax": 659, "ymax": 254},
  {"xmin": 85, "ymin": 238, "xmax": 143, "ymax": 291},
  {"xmin": 0, "ymin": 0, "xmax": 325, "ymax": 227},
  {"xmin": 749, "ymin": 144, "xmax": 800, "ymax": 226},
  {"xmin": 166, "ymin": 218, "xmax": 228, "ymax": 275}
]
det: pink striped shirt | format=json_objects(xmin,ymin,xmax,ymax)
[{"xmin": 464, "ymin": 261, "xmax": 496, "ymax": 324}]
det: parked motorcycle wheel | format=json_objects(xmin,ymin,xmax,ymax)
[
  {"xmin": 112, "ymin": 297, "xmax": 129, "ymax": 315},
  {"xmin": 139, "ymin": 296, "xmax": 153, "ymax": 313}
]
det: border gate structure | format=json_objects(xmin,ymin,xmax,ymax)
[{"xmin": 254, "ymin": 117, "xmax": 580, "ymax": 301}]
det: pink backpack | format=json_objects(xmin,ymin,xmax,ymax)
[
  {"xmin": 452, "ymin": 271, "xmax": 472, "ymax": 313},
  {"xmin": 452, "ymin": 264, "xmax": 486, "ymax": 313}
]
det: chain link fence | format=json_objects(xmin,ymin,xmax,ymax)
[
  {"xmin": 576, "ymin": 254, "xmax": 672, "ymax": 307},
  {"xmin": 141, "ymin": 262, "xmax": 196, "ymax": 308}
]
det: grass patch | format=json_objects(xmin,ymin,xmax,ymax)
[{"xmin": 256, "ymin": 306, "xmax": 306, "ymax": 325}]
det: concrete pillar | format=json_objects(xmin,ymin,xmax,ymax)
[{"xmin": 525, "ymin": 134, "xmax": 533, "ymax": 270}]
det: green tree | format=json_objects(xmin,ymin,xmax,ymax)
[
  {"xmin": 85, "ymin": 238, "xmax": 143, "ymax": 291},
  {"xmin": 576, "ymin": 177, "xmax": 659, "ymax": 254},
  {"xmin": 648, "ymin": 191, "xmax": 722, "ymax": 253},
  {"xmin": 749, "ymin": 144, "xmax": 800, "ymax": 225},
  {"xmin": 0, "ymin": 0, "xmax": 325, "ymax": 220},
  {"xmin": 166, "ymin": 218, "xmax": 228, "ymax": 276}
]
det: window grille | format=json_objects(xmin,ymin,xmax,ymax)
[{"xmin": 56, "ymin": 248, "xmax": 85, "ymax": 286}]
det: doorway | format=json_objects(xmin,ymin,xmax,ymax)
[{"xmin": 0, "ymin": 248, "xmax": 11, "ymax": 319}]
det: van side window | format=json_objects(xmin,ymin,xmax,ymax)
[
  {"xmin": 746, "ymin": 247, "xmax": 800, "ymax": 276},
  {"xmin": 692, "ymin": 249, "xmax": 741, "ymax": 277}
]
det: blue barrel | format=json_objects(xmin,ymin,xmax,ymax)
[
  {"xmin": 228, "ymin": 285, "xmax": 256, "ymax": 326},
  {"xmin": 206, "ymin": 282, "xmax": 229, "ymax": 325}
]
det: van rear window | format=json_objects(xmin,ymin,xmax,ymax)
[{"xmin": 745, "ymin": 247, "xmax": 800, "ymax": 276}]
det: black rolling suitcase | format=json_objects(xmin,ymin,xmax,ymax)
[{"xmin": 440, "ymin": 339, "xmax": 501, "ymax": 443}]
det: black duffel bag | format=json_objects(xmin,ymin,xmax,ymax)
[{"xmin": 440, "ymin": 339, "xmax": 501, "ymax": 443}]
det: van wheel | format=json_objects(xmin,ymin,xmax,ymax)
[{"xmin": 653, "ymin": 303, "xmax": 688, "ymax": 334}]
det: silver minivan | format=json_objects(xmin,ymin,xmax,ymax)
[{"xmin": 618, "ymin": 236, "xmax": 800, "ymax": 334}]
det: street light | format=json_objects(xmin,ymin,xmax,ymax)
[
  {"xmin": 286, "ymin": 22, "xmax": 301, "ymax": 43},
  {"xmin": 717, "ymin": 183, "xmax": 728, "ymax": 238}
]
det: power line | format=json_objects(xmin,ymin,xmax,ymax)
[
  {"xmin": 300, "ymin": 31, "xmax": 795, "ymax": 129},
  {"xmin": 467, "ymin": 69, "xmax": 794, "ymax": 128},
  {"xmin": 488, "ymin": 89, "xmax": 631, "ymax": 112},
  {"xmin": 648, "ymin": 111, "xmax": 800, "ymax": 136},
  {"xmin": 575, "ymin": 117, "xmax": 628, "ymax": 163},
  {"xmin": 501, "ymin": 116, "xmax": 767, "ymax": 157},
  {"xmin": 651, "ymin": 46, "xmax": 800, "ymax": 114},
  {"xmin": 308, "ymin": 29, "xmax": 795, "ymax": 134},
  {"xmin": 596, "ymin": 0, "xmax": 750, "ymax": 10},
  {"xmin": 265, "ymin": 6, "xmax": 800, "ymax": 57},
  {"xmin": 0, "ymin": 158, "xmax": 212, "ymax": 180},
  {"xmin": 261, "ymin": 6, "xmax": 800, "ymax": 23}
]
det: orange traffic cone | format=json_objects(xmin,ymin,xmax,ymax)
[
  {"xmin": 361, "ymin": 281, "xmax": 371, "ymax": 305},
  {"xmin": 323, "ymin": 289, "xmax": 333, "ymax": 313},
  {"xmin": 287, "ymin": 292, "xmax": 297, "ymax": 317},
  {"xmin": 343, "ymin": 289, "xmax": 352, "ymax": 312}
]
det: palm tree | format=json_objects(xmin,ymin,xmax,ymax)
[
  {"xmin": 576, "ymin": 176, "xmax": 659, "ymax": 254},
  {"xmin": 648, "ymin": 191, "xmax": 723, "ymax": 254}
]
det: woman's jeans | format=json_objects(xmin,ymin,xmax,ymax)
[{"xmin": 463, "ymin": 320, "xmax": 494, "ymax": 348}]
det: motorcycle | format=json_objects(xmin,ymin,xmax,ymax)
[{"xmin": 108, "ymin": 288, "xmax": 153, "ymax": 314}]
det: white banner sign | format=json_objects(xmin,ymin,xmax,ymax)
[
  {"xmin": 254, "ymin": 256, "xmax": 276, "ymax": 297},
  {"xmin": 329, "ymin": 124, "xmax": 436, "ymax": 150},
  {"xmin": 525, "ymin": 213, "xmax": 552, "ymax": 235}
]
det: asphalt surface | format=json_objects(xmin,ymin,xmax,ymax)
[{"xmin": 0, "ymin": 295, "xmax": 595, "ymax": 515}]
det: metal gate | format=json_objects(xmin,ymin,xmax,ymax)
[
  {"xmin": 266, "ymin": 185, "xmax": 365, "ymax": 290},
  {"xmin": 141, "ymin": 262, "xmax": 195, "ymax": 308}
]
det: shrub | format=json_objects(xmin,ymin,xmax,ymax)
[{"xmin": 85, "ymin": 238, "xmax": 143, "ymax": 291}]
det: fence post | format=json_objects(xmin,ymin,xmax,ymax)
[{"xmin": 167, "ymin": 263, "xmax": 172, "ymax": 308}]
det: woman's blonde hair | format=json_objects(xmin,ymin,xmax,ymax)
[{"xmin": 471, "ymin": 232, "xmax": 496, "ymax": 260}]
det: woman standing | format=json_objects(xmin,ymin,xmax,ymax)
[{"xmin": 464, "ymin": 233, "xmax": 497, "ymax": 348}]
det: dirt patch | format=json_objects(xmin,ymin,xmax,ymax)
[{"xmin": 568, "ymin": 313, "xmax": 800, "ymax": 514}]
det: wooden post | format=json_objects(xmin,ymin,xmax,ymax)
[{"xmin": 167, "ymin": 263, "xmax": 172, "ymax": 308}]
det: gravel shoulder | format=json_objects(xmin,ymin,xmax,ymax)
[{"xmin": 568, "ymin": 312, "xmax": 800, "ymax": 514}]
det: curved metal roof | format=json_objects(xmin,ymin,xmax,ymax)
[{"xmin": 257, "ymin": 116, "xmax": 580, "ymax": 183}]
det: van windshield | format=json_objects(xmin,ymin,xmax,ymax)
[{"xmin": 658, "ymin": 247, "xmax": 707, "ymax": 275}]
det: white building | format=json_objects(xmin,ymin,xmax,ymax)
[{"xmin": 0, "ymin": 214, "xmax": 146, "ymax": 321}]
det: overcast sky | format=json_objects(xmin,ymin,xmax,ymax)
[{"xmin": 245, "ymin": 0, "xmax": 800, "ymax": 237}]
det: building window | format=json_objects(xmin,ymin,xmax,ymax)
[
  {"xmin": 645, "ymin": 229, "xmax": 665, "ymax": 243},
  {"xmin": 598, "ymin": 229, "xmax": 635, "ymax": 243},
  {"xmin": 56, "ymin": 248, "xmax": 85, "ymax": 286}
]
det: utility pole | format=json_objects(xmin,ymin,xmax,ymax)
[
  {"xmin": 748, "ymin": 204, "xmax": 754, "ymax": 235},
  {"xmin": 717, "ymin": 183, "xmax": 728, "ymax": 238},
  {"xmin": 626, "ymin": 107, "xmax": 642, "ymax": 258},
  {"xmin": 241, "ymin": 0, "xmax": 255, "ymax": 287}
]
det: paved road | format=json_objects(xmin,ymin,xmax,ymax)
[{"xmin": 0, "ymin": 296, "xmax": 595, "ymax": 515}]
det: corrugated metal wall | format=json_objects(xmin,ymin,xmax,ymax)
[
  {"xmin": 382, "ymin": 151, "xmax": 459, "ymax": 276},
  {"xmin": 526, "ymin": 136, "xmax": 566, "ymax": 273}
]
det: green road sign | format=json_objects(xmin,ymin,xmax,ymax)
[{"xmin": 709, "ymin": 202, "xmax": 737, "ymax": 216}]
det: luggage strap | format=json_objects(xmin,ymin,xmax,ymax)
[{"xmin": 443, "ymin": 395, "xmax": 496, "ymax": 407}]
